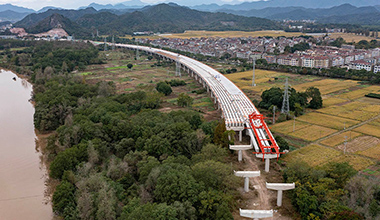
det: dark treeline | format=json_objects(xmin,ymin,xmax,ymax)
[
  {"xmin": 0, "ymin": 40, "xmax": 102, "ymax": 76},
  {"xmin": 249, "ymin": 59, "xmax": 380, "ymax": 84},
  {"xmin": 284, "ymin": 161, "xmax": 380, "ymax": 219},
  {"xmin": 2, "ymin": 40, "xmax": 247, "ymax": 219}
]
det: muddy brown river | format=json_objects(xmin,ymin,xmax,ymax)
[{"xmin": 0, "ymin": 70, "xmax": 52, "ymax": 219}]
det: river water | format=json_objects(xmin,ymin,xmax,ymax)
[{"xmin": 0, "ymin": 70, "xmax": 52, "ymax": 219}]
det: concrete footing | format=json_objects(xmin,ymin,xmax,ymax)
[
  {"xmin": 266, "ymin": 182, "xmax": 295, "ymax": 206},
  {"xmin": 239, "ymin": 209, "xmax": 273, "ymax": 219},
  {"xmin": 234, "ymin": 171, "xmax": 260, "ymax": 192}
]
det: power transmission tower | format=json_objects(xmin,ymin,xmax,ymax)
[
  {"xmin": 104, "ymin": 37, "xmax": 107, "ymax": 51},
  {"xmin": 281, "ymin": 77, "xmax": 290, "ymax": 115},
  {"xmin": 252, "ymin": 58, "xmax": 256, "ymax": 86},
  {"xmin": 112, "ymin": 35, "xmax": 115, "ymax": 51},
  {"xmin": 176, "ymin": 55, "xmax": 181, "ymax": 77}
]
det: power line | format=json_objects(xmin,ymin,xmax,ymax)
[{"xmin": 281, "ymin": 77, "xmax": 290, "ymax": 115}]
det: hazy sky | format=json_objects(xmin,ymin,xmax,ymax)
[{"xmin": 1, "ymin": 0, "xmax": 260, "ymax": 10}]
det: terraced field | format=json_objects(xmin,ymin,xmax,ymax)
[{"xmin": 227, "ymin": 69, "xmax": 380, "ymax": 172}]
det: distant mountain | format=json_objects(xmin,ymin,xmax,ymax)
[
  {"xmin": 217, "ymin": 7, "xmax": 302, "ymax": 18},
  {"xmin": 0, "ymin": 4, "xmax": 34, "ymax": 13},
  {"xmin": 79, "ymin": 1, "xmax": 147, "ymax": 10},
  {"xmin": 38, "ymin": 6, "xmax": 63, "ymax": 13},
  {"xmin": 16, "ymin": 8, "xmax": 98, "ymax": 28},
  {"xmin": 216, "ymin": 3, "xmax": 380, "ymax": 23},
  {"xmin": 192, "ymin": 0, "xmax": 380, "ymax": 12},
  {"xmin": 25, "ymin": 13, "xmax": 86, "ymax": 35},
  {"xmin": 0, "ymin": 10, "xmax": 30, "ymax": 22},
  {"xmin": 318, "ymin": 12, "xmax": 380, "ymax": 25},
  {"xmin": 93, "ymin": 3, "xmax": 279, "ymax": 35},
  {"xmin": 77, "ymin": 12, "xmax": 119, "ymax": 28},
  {"xmin": 121, "ymin": 0, "xmax": 147, "ymax": 7}
]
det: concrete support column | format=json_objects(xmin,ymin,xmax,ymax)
[
  {"xmin": 256, "ymin": 154, "xmax": 278, "ymax": 173},
  {"xmin": 266, "ymin": 182, "xmax": 295, "ymax": 207},
  {"xmin": 265, "ymin": 158, "xmax": 270, "ymax": 173},
  {"xmin": 238, "ymin": 150, "xmax": 242, "ymax": 162},
  {"xmin": 244, "ymin": 177, "xmax": 250, "ymax": 192},
  {"xmin": 277, "ymin": 190, "xmax": 283, "ymax": 206},
  {"xmin": 239, "ymin": 130, "xmax": 243, "ymax": 142}
]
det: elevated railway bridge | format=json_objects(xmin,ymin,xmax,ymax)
[{"xmin": 107, "ymin": 43, "xmax": 284, "ymax": 167}]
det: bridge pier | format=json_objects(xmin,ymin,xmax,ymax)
[
  {"xmin": 230, "ymin": 145, "xmax": 252, "ymax": 162},
  {"xmin": 266, "ymin": 183, "xmax": 295, "ymax": 206},
  {"xmin": 256, "ymin": 154, "xmax": 278, "ymax": 173},
  {"xmin": 234, "ymin": 171, "xmax": 260, "ymax": 192}
]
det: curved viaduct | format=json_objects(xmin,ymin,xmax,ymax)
[{"xmin": 114, "ymin": 43, "xmax": 279, "ymax": 154}]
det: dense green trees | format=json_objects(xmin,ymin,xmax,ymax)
[
  {"xmin": 177, "ymin": 93, "xmax": 193, "ymax": 107},
  {"xmin": 156, "ymin": 81, "xmax": 172, "ymax": 96},
  {"xmin": 259, "ymin": 85, "xmax": 319, "ymax": 115},
  {"xmin": 283, "ymin": 161, "xmax": 359, "ymax": 219}
]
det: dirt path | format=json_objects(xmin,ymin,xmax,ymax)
[{"xmin": 242, "ymin": 150, "xmax": 270, "ymax": 210}]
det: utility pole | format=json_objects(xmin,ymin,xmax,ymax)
[
  {"xmin": 112, "ymin": 35, "xmax": 115, "ymax": 51},
  {"xmin": 281, "ymin": 77, "xmax": 290, "ymax": 115},
  {"xmin": 252, "ymin": 58, "xmax": 256, "ymax": 86},
  {"xmin": 293, "ymin": 116, "xmax": 296, "ymax": 132},
  {"xmin": 136, "ymin": 49, "xmax": 139, "ymax": 60},
  {"xmin": 344, "ymin": 135, "xmax": 347, "ymax": 154},
  {"xmin": 104, "ymin": 37, "xmax": 107, "ymax": 51},
  {"xmin": 176, "ymin": 54, "xmax": 181, "ymax": 77},
  {"xmin": 96, "ymin": 29, "xmax": 99, "ymax": 38}
]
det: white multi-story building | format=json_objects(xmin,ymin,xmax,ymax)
[
  {"xmin": 302, "ymin": 56, "xmax": 314, "ymax": 68},
  {"xmin": 349, "ymin": 60, "xmax": 373, "ymax": 71},
  {"xmin": 331, "ymin": 56, "xmax": 345, "ymax": 67},
  {"xmin": 374, "ymin": 65, "xmax": 380, "ymax": 73}
]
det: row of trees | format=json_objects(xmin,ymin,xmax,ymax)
[
  {"xmin": 253, "ymin": 60, "xmax": 380, "ymax": 84},
  {"xmin": 259, "ymin": 86, "xmax": 322, "ymax": 117}
]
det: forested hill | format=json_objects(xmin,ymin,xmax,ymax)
[{"xmin": 15, "ymin": 3, "xmax": 279, "ymax": 36}]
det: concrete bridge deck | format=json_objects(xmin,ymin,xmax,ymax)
[{"xmin": 114, "ymin": 43, "xmax": 278, "ymax": 153}]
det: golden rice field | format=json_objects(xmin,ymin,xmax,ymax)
[
  {"xmin": 270, "ymin": 120, "xmax": 310, "ymax": 134},
  {"xmin": 292, "ymin": 79, "xmax": 358, "ymax": 95},
  {"xmin": 322, "ymin": 97, "xmax": 347, "ymax": 107},
  {"xmin": 337, "ymin": 86, "xmax": 380, "ymax": 100},
  {"xmin": 357, "ymin": 143, "xmax": 380, "ymax": 160},
  {"xmin": 296, "ymin": 112, "xmax": 360, "ymax": 130},
  {"xmin": 354, "ymin": 124, "xmax": 380, "ymax": 138},
  {"xmin": 317, "ymin": 101, "xmax": 380, "ymax": 121},
  {"xmin": 283, "ymin": 145, "xmax": 341, "ymax": 167},
  {"xmin": 284, "ymin": 144, "xmax": 375, "ymax": 170},
  {"xmin": 288, "ymin": 125, "xmax": 337, "ymax": 141},
  {"xmin": 330, "ymin": 32, "xmax": 376, "ymax": 43},
  {"xmin": 320, "ymin": 131, "xmax": 362, "ymax": 147}
]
